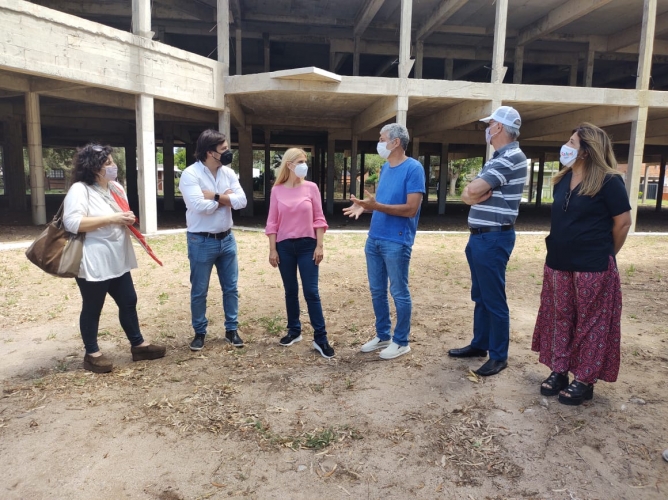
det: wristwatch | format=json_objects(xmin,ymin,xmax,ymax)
[{"xmin": 214, "ymin": 193, "xmax": 220, "ymax": 202}]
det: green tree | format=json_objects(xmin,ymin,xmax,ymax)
[
  {"xmin": 174, "ymin": 147, "xmax": 186, "ymax": 169},
  {"xmin": 448, "ymin": 157, "xmax": 483, "ymax": 196}
]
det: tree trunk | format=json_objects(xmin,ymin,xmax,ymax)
[{"xmin": 448, "ymin": 169, "xmax": 459, "ymax": 196}]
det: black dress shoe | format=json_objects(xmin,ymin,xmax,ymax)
[
  {"xmin": 475, "ymin": 359, "xmax": 507, "ymax": 376},
  {"xmin": 448, "ymin": 345, "xmax": 488, "ymax": 358},
  {"xmin": 225, "ymin": 330, "xmax": 244, "ymax": 347}
]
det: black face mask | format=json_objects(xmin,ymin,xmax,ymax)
[{"xmin": 217, "ymin": 149, "xmax": 234, "ymax": 165}]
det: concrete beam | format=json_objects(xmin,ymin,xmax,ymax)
[
  {"xmin": 522, "ymin": 106, "xmax": 639, "ymax": 140},
  {"xmin": 0, "ymin": 2, "xmax": 221, "ymax": 109},
  {"xmin": 354, "ymin": 0, "xmax": 386, "ymax": 37},
  {"xmin": 416, "ymin": 0, "xmax": 468, "ymax": 42},
  {"xmin": 226, "ymin": 95, "xmax": 245, "ymax": 128},
  {"xmin": 413, "ymin": 99, "xmax": 492, "ymax": 137},
  {"xmin": 517, "ymin": 0, "xmax": 614, "ymax": 47},
  {"xmin": 608, "ymin": 10, "xmax": 668, "ymax": 52},
  {"xmin": 352, "ymin": 96, "xmax": 398, "ymax": 135}
]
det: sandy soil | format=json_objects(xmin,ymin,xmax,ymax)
[{"xmin": 1, "ymin": 228, "xmax": 667, "ymax": 500}]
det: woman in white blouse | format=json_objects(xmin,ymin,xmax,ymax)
[{"xmin": 63, "ymin": 144, "xmax": 165, "ymax": 373}]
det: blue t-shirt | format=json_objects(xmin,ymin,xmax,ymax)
[{"xmin": 368, "ymin": 157, "xmax": 426, "ymax": 247}]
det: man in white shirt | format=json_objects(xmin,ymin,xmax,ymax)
[{"xmin": 179, "ymin": 129, "xmax": 248, "ymax": 351}]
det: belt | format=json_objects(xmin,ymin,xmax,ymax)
[
  {"xmin": 469, "ymin": 225, "xmax": 514, "ymax": 235},
  {"xmin": 193, "ymin": 229, "xmax": 231, "ymax": 240}
]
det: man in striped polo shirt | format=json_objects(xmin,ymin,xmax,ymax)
[{"xmin": 448, "ymin": 106, "xmax": 527, "ymax": 376}]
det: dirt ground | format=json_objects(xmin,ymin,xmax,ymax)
[{"xmin": 1, "ymin": 223, "xmax": 667, "ymax": 499}]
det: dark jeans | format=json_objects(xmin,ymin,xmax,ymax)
[
  {"xmin": 465, "ymin": 230, "xmax": 516, "ymax": 361},
  {"xmin": 276, "ymin": 237, "xmax": 327, "ymax": 343},
  {"xmin": 75, "ymin": 272, "xmax": 144, "ymax": 354}
]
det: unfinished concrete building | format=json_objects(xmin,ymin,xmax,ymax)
[{"xmin": 0, "ymin": 0, "xmax": 666, "ymax": 233}]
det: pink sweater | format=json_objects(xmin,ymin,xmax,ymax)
[{"xmin": 265, "ymin": 181, "xmax": 328, "ymax": 242}]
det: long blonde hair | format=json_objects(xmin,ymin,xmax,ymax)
[
  {"xmin": 274, "ymin": 148, "xmax": 308, "ymax": 186},
  {"xmin": 553, "ymin": 122, "xmax": 621, "ymax": 196}
]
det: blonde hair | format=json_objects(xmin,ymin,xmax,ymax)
[
  {"xmin": 274, "ymin": 148, "xmax": 308, "ymax": 186},
  {"xmin": 553, "ymin": 122, "xmax": 621, "ymax": 197}
]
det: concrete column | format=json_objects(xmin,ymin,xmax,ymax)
[
  {"xmin": 396, "ymin": 95, "xmax": 409, "ymax": 127},
  {"xmin": 343, "ymin": 156, "xmax": 348, "ymax": 199},
  {"xmin": 486, "ymin": 100, "xmax": 501, "ymax": 161},
  {"xmin": 569, "ymin": 63, "xmax": 578, "ymax": 87},
  {"xmin": 264, "ymin": 33, "xmax": 271, "ymax": 72},
  {"xmin": 513, "ymin": 45, "xmax": 524, "ymax": 84},
  {"xmin": 584, "ymin": 47, "xmax": 595, "ymax": 87},
  {"xmin": 398, "ymin": 0, "xmax": 413, "ymax": 79},
  {"xmin": 238, "ymin": 125, "xmax": 253, "ymax": 216},
  {"xmin": 25, "ymin": 92, "xmax": 45, "ymax": 225},
  {"xmin": 125, "ymin": 137, "xmax": 138, "ymax": 210},
  {"xmin": 4, "ymin": 119, "xmax": 27, "ymax": 211},
  {"xmin": 136, "ymin": 94, "xmax": 157, "ymax": 234},
  {"xmin": 217, "ymin": 0, "xmax": 230, "ymax": 76},
  {"xmin": 349, "ymin": 135, "xmax": 358, "ymax": 199},
  {"xmin": 220, "ymin": 99, "xmax": 231, "ymax": 146},
  {"xmin": 636, "ymin": 0, "xmax": 657, "ymax": 91},
  {"xmin": 642, "ymin": 164, "xmax": 650, "ymax": 203},
  {"xmin": 312, "ymin": 144, "xmax": 320, "ymax": 190},
  {"xmin": 491, "ymin": 0, "xmax": 509, "ymax": 84},
  {"xmin": 320, "ymin": 147, "xmax": 326, "ymax": 200},
  {"xmin": 656, "ymin": 156, "xmax": 665, "ymax": 211},
  {"xmin": 438, "ymin": 143, "xmax": 449, "ymax": 215},
  {"xmin": 626, "ymin": 107, "xmax": 649, "ymax": 232},
  {"xmin": 326, "ymin": 136, "xmax": 335, "ymax": 215},
  {"xmin": 235, "ymin": 28, "xmax": 242, "ymax": 75},
  {"xmin": 264, "ymin": 128, "xmax": 271, "ymax": 207},
  {"xmin": 185, "ymin": 142, "xmax": 195, "ymax": 168},
  {"xmin": 414, "ymin": 41, "xmax": 424, "ymax": 79},
  {"xmin": 162, "ymin": 124, "xmax": 175, "ymax": 211},
  {"xmin": 353, "ymin": 37, "xmax": 361, "ymax": 76},
  {"xmin": 444, "ymin": 58, "xmax": 454, "ymax": 80},
  {"xmin": 528, "ymin": 160, "xmax": 535, "ymax": 203},
  {"xmin": 131, "ymin": 0, "xmax": 151, "ymax": 37},
  {"xmin": 360, "ymin": 153, "xmax": 365, "ymax": 199},
  {"xmin": 535, "ymin": 153, "xmax": 545, "ymax": 207}
]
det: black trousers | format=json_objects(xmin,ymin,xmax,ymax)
[{"xmin": 75, "ymin": 272, "xmax": 144, "ymax": 354}]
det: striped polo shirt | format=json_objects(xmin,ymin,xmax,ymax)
[{"xmin": 467, "ymin": 141, "xmax": 527, "ymax": 228}]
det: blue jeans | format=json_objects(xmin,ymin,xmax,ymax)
[
  {"xmin": 465, "ymin": 230, "xmax": 516, "ymax": 361},
  {"xmin": 187, "ymin": 232, "xmax": 239, "ymax": 334},
  {"xmin": 365, "ymin": 237, "xmax": 413, "ymax": 346},
  {"xmin": 276, "ymin": 237, "xmax": 327, "ymax": 343}
]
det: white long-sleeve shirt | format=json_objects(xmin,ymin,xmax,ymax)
[
  {"xmin": 179, "ymin": 161, "xmax": 247, "ymax": 233},
  {"xmin": 63, "ymin": 182, "xmax": 137, "ymax": 281}
]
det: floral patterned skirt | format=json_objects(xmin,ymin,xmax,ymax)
[{"xmin": 531, "ymin": 256, "xmax": 622, "ymax": 384}]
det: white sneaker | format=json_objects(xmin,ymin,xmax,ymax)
[
  {"xmin": 360, "ymin": 337, "xmax": 391, "ymax": 353},
  {"xmin": 379, "ymin": 342, "xmax": 411, "ymax": 360}
]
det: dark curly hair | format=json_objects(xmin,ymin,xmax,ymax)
[{"xmin": 72, "ymin": 144, "xmax": 113, "ymax": 185}]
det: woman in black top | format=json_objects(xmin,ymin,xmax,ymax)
[{"xmin": 531, "ymin": 123, "xmax": 632, "ymax": 406}]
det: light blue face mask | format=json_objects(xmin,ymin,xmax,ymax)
[
  {"xmin": 376, "ymin": 141, "xmax": 393, "ymax": 159},
  {"xmin": 293, "ymin": 162, "xmax": 308, "ymax": 178}
]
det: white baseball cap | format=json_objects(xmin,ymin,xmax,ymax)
[{"xmin": 480, "ymin": 106, "xmax": 521, "ymax": 129}]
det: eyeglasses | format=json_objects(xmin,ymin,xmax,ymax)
[{"xmin": 563, "ymin": 189, "xmax": 572, "ymax": 212}]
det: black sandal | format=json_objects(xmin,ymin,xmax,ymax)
[
  {"xmin": 540, "ymin": 371, "xmax": 569, "ymax": 396},
  {"xmin": 558, "ymin": 380, "xmax": 594, "ymax": 406}
]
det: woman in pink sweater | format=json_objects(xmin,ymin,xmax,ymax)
[{"xmin": 265, "ymin": 148, "xmax": 333, "ymax": 358}]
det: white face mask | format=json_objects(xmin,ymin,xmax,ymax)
[
  {"xmin": 377, "ymin": 141, "xmax": 393, "ymax": 159},
  {"xmin": 103, "ymin": 164, "xmax": 118, "ymax": 180},
  {"xmin": 560, "ymin": 145, "xmax": 579, "ymax": 167},
  {"xmin": 293, "ymin": 162, "xmax": 308, "ymax": 179},
  {"xmin": 485, "ymin": 124, "xmax": 500, "ymax": 145}
]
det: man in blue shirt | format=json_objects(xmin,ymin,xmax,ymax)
[
  {"xmin": 448, "ymin": 106, "xmax": 527, "ymax": 376},
  {"xmin": 344, "ymin": 123, "xmax": 426, "ymax": 359}
]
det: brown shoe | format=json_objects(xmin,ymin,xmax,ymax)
[
  {"xmin": 83, "ymin": 353, "xmax": 113, "ymax": 373},
  {"xmin": 131, "ymin": 344, "xmax": 166, "ymax": 361}
]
